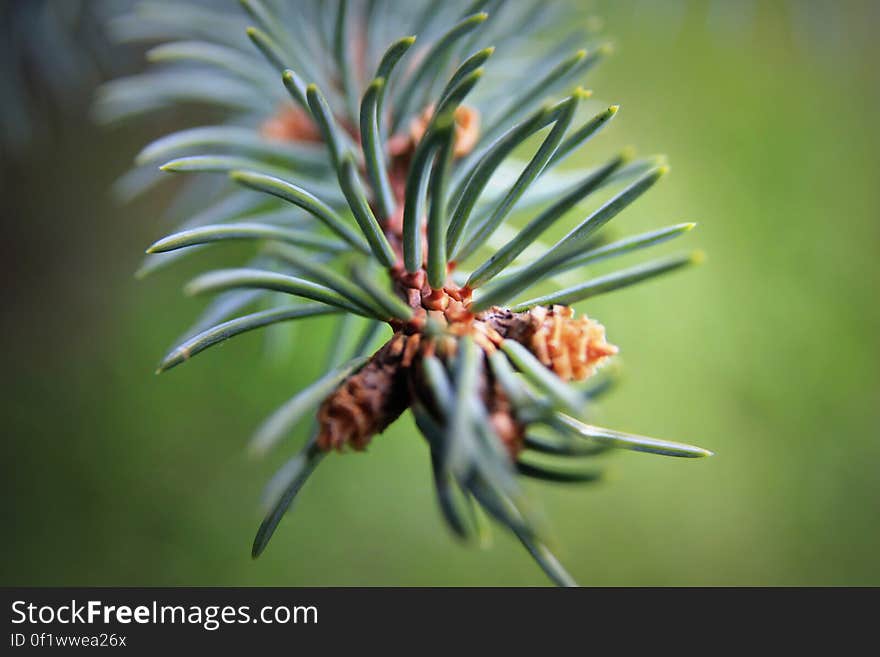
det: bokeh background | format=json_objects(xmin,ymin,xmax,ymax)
[{"xmin": 2, "ymin": 0, "xmax": 878, "ymax": 586}]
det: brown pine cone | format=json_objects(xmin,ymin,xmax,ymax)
[{"xmin": 316, "ymin": 335, "xmax": 411, "ymax": 451}]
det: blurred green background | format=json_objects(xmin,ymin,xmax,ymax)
[{"xmin": 2, "ymin": 0, "xmax": 879, "ymax": 586}]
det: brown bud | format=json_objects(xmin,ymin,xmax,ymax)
[
  {"xmin": 316, "ymin": 336, "xmax": 411, "ymax": 451},
  {"xmin": 526, "ymin": 305, "xmax": 617, "ymax": 382},
  {"xmin": 409, "ymin": 104, "xmax": 481, "ymax": 158},
  {"xmin": 261, "ymin": 105, "xmax": 322, "ymax": 143}
]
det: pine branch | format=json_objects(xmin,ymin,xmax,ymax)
[{"xmin": 108, "ymin": 0, "xmax": 711, "ymax": 587}]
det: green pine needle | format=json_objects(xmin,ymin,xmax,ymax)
[
  {"xmin": 437, "ymin": 46, "xmax": 494, "ymax": 107},
  {"xmin": 550, "ymin": 413, "xmax": 713, "ymax": 458},
  {"xmin": 472, "ymin": 163, "xmax": 667, "ymax": 310},
  {"xmin": 459, "ymin": 90, "xmax": 586, "ymax": 271},
  {"xmin": 349, "ymin": 265, "xmax": 415, "ymax": 321},
  {"xmin": 245, "ymin": 25, "xmax": 289, "ymax": 72},
  {"xmin": 516, "ymin": 460, "xmax": 603, "ymax": 484},
  {"xmin": 338, "ymin": 154, "xmax": 398, "ymax": 267},
  {"xmin": 374, "ymin": 35, "xmax": 416, "ymax": 123},
  {"xmin": 524, "ymin": 433, "xmax": 609, "ymax": 457},
  {"xmin": 305, "ymin": 83, "xmax": 349, "ymax": 169},
  {"xmin": 229, "ymin": 169, "xmax": 370, "ymax": 252},
  {"xmin": 360, "ymin": 78, "xmax": 396, "ymax": 218},
  {"xmin": 481, "ymin": 45, "xmax": 607, "ymax": 143},
  {"xmin": 252, "ymin": 442, "xmax": 325, "ymax": 558},
  {"xmin": 146, "ymin": 222, "xmax": 348, "ymax": 254},
  {"xmin": 185, "ymin": 268, "xmax": 370, "ymax": 317},
  {"xmin": 497, "ymin": 222, "xmax": 696, "ymax": 286},
  {"xmin": 403, "ymin": 71, "xmax": 482, "ymax": 272},
  {"xmin": 281, "ymin": 68, "xmax": 309, "ymax": 110},
  {"xmin": 160, "ymin": 154, "xmax": 289, "ymax": 178},
  {"xmin": 426, "ymin": 119, "xmax": 456, "ymax": 289},
  {"xmin": 500, "ymin": 340, "xmax": 583, "ymax": 415},
  {"xmin": 333, "ymin": 0, "xmax": 358, "ymax": 122},
  {"xmin": 157, "ymin": 304, "xmax": 337, "ymax": 373},
  {"xmin": 446, "ymin": 103, "xmax": 557, "ymax": 257},
  {"xmin": 136, "ymin": 125, "xmax": 326, "ymax": 169},
  {"xmin": 391, "ymin": 11, "xmax": 489, "ymax": 133},
  {"xmin": 547, "ymin": 104, "xmax": 619, "ymax": 169},
  {"xmin": 511, "ymin": 251, "xmax": 703, "ymax": 311},
  {"xmin": 265, "ymin": 243, "xmax": 395, "ymax": 319},
  {"xmin": 445, "ymin": 337, "xmax": 480, "ymax": 479}
]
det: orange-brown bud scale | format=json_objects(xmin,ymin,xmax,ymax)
[
  {"xmin": 408, "ymin": 104, "xmax": 481, "ymax": 158},
  {"xmin": 261, "ymin": 105, "xmax": 323, "ymax": 143},
  {"xmin": 525, "ymin": 305, "xmax": 618, "ymax": 382}
]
